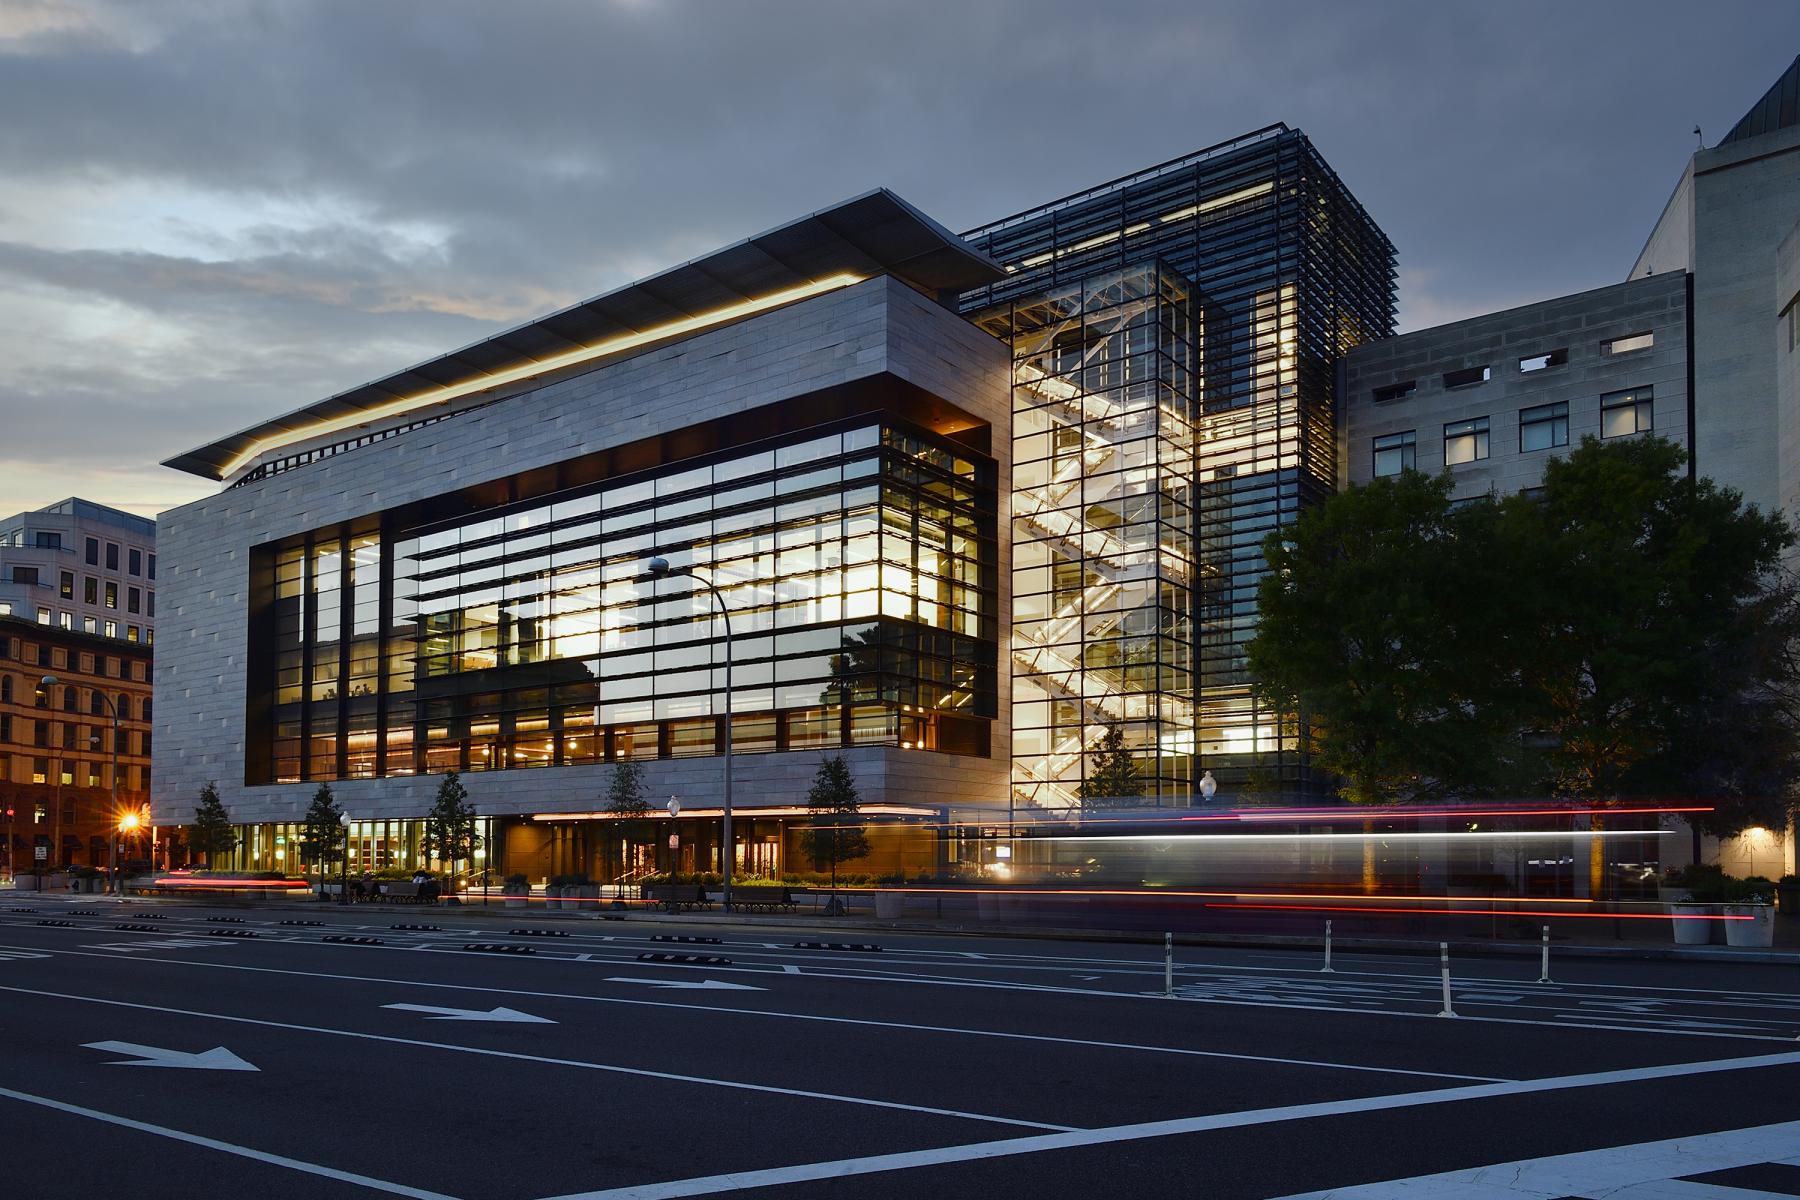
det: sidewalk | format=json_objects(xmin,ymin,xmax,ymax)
[{"xmin": 20, "ymin": 883, "xmax": 1793, "ymax": 966}]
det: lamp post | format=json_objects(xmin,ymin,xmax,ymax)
[
  {"xmin": 646, "ymin": 556, "xmax": 734, "ymax": 912},
  {"xmin": 1199, "ymin": 770, "xmax": 1218, "ymax": 803},
  {"xmin": 338, "ymin": 810, "xmax": 352, "ymax": 905},
  {"xmin": 42, "ymin": 674, "xmax": 119, "ymax": 897},
  {"xmin": 117, "ymin": 810, "xmax": 140, "ymax": 899}
]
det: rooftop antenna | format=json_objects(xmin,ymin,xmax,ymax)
[{"xmin": 1693, "ymin": 125, "xmax": 1704, "ymax": 150}]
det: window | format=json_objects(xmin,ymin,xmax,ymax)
[
  {"xmin": 58, "ymin": 572, "xmax": 73, "ymax": 599},
  {"xmin": 128, "ymin": 548, "xmax": 141, "ymax": 576},
  {"xmin": 83, "ymin": 576, "xmax": 97, "ymax": 604},
  {"xmin": 127, "ymin": 587, "xmax": 140, "ymax": 614},
  {"xmin": 0, "ymin": 713, "xmax": 8, "ymax": 741},
  {"xmin": 58, "ymin": 612, "xmax": 71, "ymax": 630},
  {"xmin": 146, "ymin": 591, "xmax": 155, "ymax": 617},
  {"xmin": 104, "ymin": 621, "xmax": 116, "ymax": 639},
  {"xmin": 1519, "ymin": 349, "xmax": 1569, "ymax": 373},
  {"xmin": 61, "ymin": 686, "xmax": 75, "ymax": 713},
  {"xmin": 1601, "ymin": 331, "xmax": 1654, "ymax": 356},
  {"xmin": 1372, "ymin": 430, "xmax": 1417, "ymax": 477},
  {"xmin": 104, "ymin": 582, "xmax": 117, "ymax": 610},
  {"xmin": 105, "ymin": 542, "xmax": 118, "ymax": 570},
  {"xmin": 126, "ymin": 625, "xmax": 140, "ymax": 643},
  {"xmin": 34, "ymin": 532, "xmax": 60, "ymax": 550},
  {"xmin": 10, "ymin": 566, "xmax": 38, "ymax": 586},
  {"xmin": 82, "ymin": 617, "xmax": 95, "ymax": 635},
  {"xmin": 84, "ymin": 537, "xmax": 99, "ymax": 565},
  {"xmin": 1443, "ymin": 417, "xmax": 1490, "ymax": 465},
  {"xmin": 35, "ymin": 607, "xmax": 49, "ymax": 625},
  {"xmin": 1443, "ymin": 365, "xmax": 1491, "ymax": 388},
  {"xmin": 1521, "ymin": 402, "xmax": 1570, "ymax": 452},
  {"xmin": 147, "ymin": 553, "xmax": 156, "ymax": 581},
  {"xmin": 1373, "ymin": 380, "xmax": 1417, "ymax": 403},
  {"xmin": 1601, "ymin": 387, "xmax": 1654, "ymax": 437},
  {"xmin": 0, "ymin": 677, "xmax": 8, "ymax": 702},
  {"xmin": 142, "ymin": 697, "xmax": 153, "ymax": 721}
]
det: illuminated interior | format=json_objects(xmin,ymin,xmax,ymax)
[{"xmin": 252, "ymin": 419, "xmax": 997, "ymax": 785}]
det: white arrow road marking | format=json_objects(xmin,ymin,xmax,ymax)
[
  {"xmin": 604, "ymin": 977, "xmax": 766, "ymax": 992},
  {"xmin": 83, "ymin": 1041, "xmax": 258, "ymax": 1071},
  {"xmin": 382, "ymin": 1003, "xmax": 555, "ymax": 1023}
]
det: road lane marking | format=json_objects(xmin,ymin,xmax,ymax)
[
  {"xmin": 1265, "ymin": 1118, "xmax": 1800, "ymax": 1198},
  {"xmin": 603, "ymin": 978, "xmax": 766, "ymax": 991},
  {"xmin": 0, "ymin": 983, "xmax": 1075, "ymax": 1132},
  {"xmin": 0, "ymin": 944, "xmax": 1505, "ymax": 1081},
  {"xmin": 84, "ymin": 1041, "xmax": 258, "ymax": 1071},
  {"xmin": 382, "ymin": 1003, "xmax": 555, "ymax": 1023},
  {"xmin": 532, "ymin": 1051, "xmax": 1800, "ymax": 1200},
  {"xmin": 0, "ymin": 1084, "xmax": 459, "ymax": 1199}
]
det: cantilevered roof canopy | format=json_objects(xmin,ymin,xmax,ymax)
[{"xmin": 164, "ymin": 189, "xmax": 1005, "ymax": 481}]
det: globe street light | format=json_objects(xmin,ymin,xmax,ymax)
[
  {"xmin": 41, "ymin": 674, "xmax": 120, "ymax": 897},
  {"xmin": 646, "ymin": 556, "xmax": 735, "ymax": 912},
  {"xmin": 338, "ymin": 810, "xmax": 353, "ymax": 905}
]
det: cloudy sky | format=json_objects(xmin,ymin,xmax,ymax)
[{"xmin": 2, "ymin": 0, "xmax": 1796, "ymax": 518}]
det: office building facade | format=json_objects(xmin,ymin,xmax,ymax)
[
  {"xmin": 1343, "ymin": 273, "xmax": 1691, "ymax": 497},
  {"xmin": 0, "ymin": 499, "xmax": 158, "ymax": 644}
]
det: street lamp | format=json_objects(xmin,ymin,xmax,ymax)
[
  {"xmin": 42, "ymin": 674, "xmax": 119, "ymax": 897},
  {"xmin": 338, "ymin": 810, "xmax": 352, "ymax": 905},
  {"xmin": 646, "ymin": 556, "xmax": 735, "ymax": 912},
  {"xmin": 118, "ymin": 810, "xmax": 141, "ymax": 899},
  {"xmin": 1199, "ymin": 770, "xmax": 1218, "ymax": 803}
]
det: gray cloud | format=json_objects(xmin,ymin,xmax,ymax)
[{"xmin": 0, "ymin": 0, "xmax": 1796, "ymax": 517}]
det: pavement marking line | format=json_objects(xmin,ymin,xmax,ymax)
[
  {"xmin": 0, "ymin": 1083, "xmax": 461, "ymax": 1200},
  {"xmin": 6, "ymin": 932, "xmax": 1798, "ymax": 1045},
  {"xmin": 1265, "ymin": 1118, "xmax": 1800, "ymax": 1198},
  {"xmin": 532, "ymin": 1051, "xmax": 1800, "ymax": 1200},
  {"xmin": 0, "ymin": 983, "xmax": 1075, "ymax": 1133},
  {"xmin": 0, "ymin": 944, "xmax": 1506, "ymax": 1082}
]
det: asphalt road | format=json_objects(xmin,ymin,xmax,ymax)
[{"xmin": 2, "ymin": 895, "xmax": 1799, "ymax": 1199}]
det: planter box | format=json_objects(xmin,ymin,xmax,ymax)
[
  {"xmin": 503, "ymin": 886, "xmax": 527, "ymax": 909},
  {"xmin": 1725, "ymin": 904, "xmax": 1775, "ymax": 948},
  {"xmin": 1669, "ymin": 903, "xmax": 1718, "ymax": 945}
]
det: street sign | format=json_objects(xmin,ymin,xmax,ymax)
[
  {"xmin": 668, "ymin": 833, "xmax": 680, "ymax": 849},
  {"xmin": 33, "ymin": 846, "xmax": 47, "ymax": 861}
]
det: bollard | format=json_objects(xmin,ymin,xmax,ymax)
[
  {"xmin": 1437, "ymin": 942, "xmax": 1456, "ymax": 1018},
  {"xmin": 1164, "ymin": 932, "xmax": 1174, "ymax": 998},
  {"xmin": 1537, "ymin": 925, "xmax": 1551, "ymax": 984},
  {"xmin": 1321, "ymin": 919, "xmax": 1335, "ymax": 973}
]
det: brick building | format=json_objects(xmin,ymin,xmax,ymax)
[{"xmin": 0, "ymin": 614, "xmax": 155, "ymax": 878}]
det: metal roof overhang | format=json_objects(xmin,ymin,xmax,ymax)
[{"xmin": 164, "ymin": 189, "xmax": 1005, "ymax": 481}]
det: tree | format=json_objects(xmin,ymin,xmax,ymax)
[
  {"xmin": 1503, "ymin": 436, "xmax": 1797, "ymax": 889},
  {"xmin": 296, "ymin": 783, "xmax": 344, "ymax": 901},
  {"xmin": 421, "ymin": 771, "xmax": 481, "ymax": 883},
  {"xmin": 603, "ymin": 759, "xmax": 653, "ymax": 881},
  {"xmin": 799, "ymin": 755, "xmax": 870, "ymax": 902},
  {"xmin": 187, "ymin": 782, "xmax": 237, "ymax": 867},
  {"xmin": 1077, "ymin": 724, "xmax": 1142, "ymax": 810},
  {"xmin": 1248, "ymin": 469, "xmax": 1525, "ymax": 804}
]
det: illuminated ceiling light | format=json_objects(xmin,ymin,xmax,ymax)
[{"xmin": 218, "ymin": 271, "xmax": 867, "ymax": 479}]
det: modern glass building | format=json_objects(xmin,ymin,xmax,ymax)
[
  {"xmin": 959, "ymin": 125, "xmax": 1397, "ymax": 802},
  {"xmin": 155, "ymin": 190, "xmax": 1017, "ymax": 882}
]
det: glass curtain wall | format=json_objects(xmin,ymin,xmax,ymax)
[
  {"xmin": 974, "ymin": 264, "xmax": 1197, "ymax": 813},
  {"xmin": 959, "ymin": 127, "xmax": 1397, "ymax": 798},
  {"xmin": 255, "ymin": 420, "xmax": 997, "ymax": 785}
]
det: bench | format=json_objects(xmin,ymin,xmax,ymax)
[
  {"xmin": 642, "ymin": 884, "xmax": 710, "ymax": 912},
  {"xmin": 728, "ymin": 884, "xmax": 796, "ymax": 913}
]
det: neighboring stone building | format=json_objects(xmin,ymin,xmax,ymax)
[
  {"xmin": 0, "ymin": 498, "xmax": 157, "ymax": 645},
  {"xmin": 0, "ymin": 615, "xmax": 155, "ymax": 878},
  {"xmin": 1343, "ymin": 273, "xmax": 1690, "ymax": 498}
]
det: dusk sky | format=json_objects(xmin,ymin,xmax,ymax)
[{"xmin": 2, "ymin": 0, "xmax": 1797, "ymax": 518}]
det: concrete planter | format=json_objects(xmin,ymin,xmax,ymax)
[
  {"xmin": 503, "ymin": 886, "xmax": 527, "ymax": 909},
  {"xmin": 1669, "ymin": 903, "xmax": 1718, "ymax": 945},
  {"xmin": 1724, "ymin": 904, "xmax": 1774, "ymax": 948},
  {"xmin": 545, "ymin": 887, "xmax": 564, "ymax": 911},
  {"xmin": 874, "ymin": 891, "xmax": 904, "ymax": 920},
  {"xmin": 1777, "ymin": 881, "xmax": 1800, "ymax": 917}
]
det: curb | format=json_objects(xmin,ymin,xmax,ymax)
[{"xmin": 56, "ymin": 892, "xmax": 1800, "ymax": 966}]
